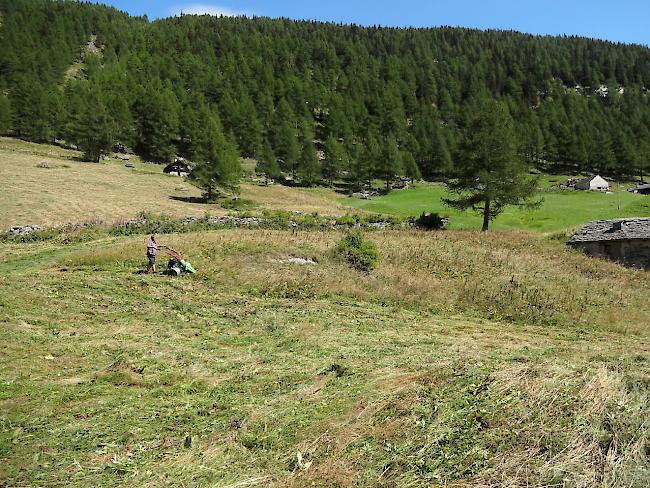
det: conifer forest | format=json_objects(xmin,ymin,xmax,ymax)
[{"xmin": 1, "ymin": 0, "xmax": 650, "ymax": 186}]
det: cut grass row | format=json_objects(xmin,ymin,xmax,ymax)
[{"xmin": 1, "ymin": 228, "xmax": 648, "ymax": 486}]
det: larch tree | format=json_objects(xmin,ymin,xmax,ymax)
[
  {"xmin": 191, "ymin": 115, "xmax": 241, "ymax": 201},
  {"xmin": 376, "ymin": 135, "xmax": 402, "ymax": 190},
  {"xmin": 133, "ymin": 84, "xmax": 180, "ymax": 163},
  {"xmin": 444, "ymin": 100, "xmax": 540, "ymax": 231},
  {"xmin": 322, "ymin": 136, "xmax": 345, "ymax": 186},
  {"xmin": 76, "ymin": 95, "xmax": 115, "ymax": 163},
  {"xmin": 402, "ymin": 151, "xmax": 421, "ymax": 183},
  {"xmin": 257, "ymin": 139, "xmax": 281, "ymax": 184},
  {"xmin": 0, "ymin": 92, "xmax": 12, "ymax": 134},
  {"xmin": 298, "ymin": 134, "xmax": 321, "ymax": 186}
]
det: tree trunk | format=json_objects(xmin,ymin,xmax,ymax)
[{"xmin": 482, "ymin": 198, "xmax": 490, "ymax": 232}]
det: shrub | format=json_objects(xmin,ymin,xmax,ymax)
[
  {"xmin": 414, "ymin": 212, "xmax": 448, "ymax": 230},
  {"xmin": 220, "ymin": 198, "xmax": 257, "ymax": 211},
  {"xmin": 334, "ymin": 214, "xmax": 361, "ymax": 226},
  {"xmin": 334, "ymin": 231, "xmax": 380, "ymax": 272}
]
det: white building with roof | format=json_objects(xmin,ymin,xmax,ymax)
[{"xmin": 574, "ymin": 175, "xmax": 609, "ymax": 191}]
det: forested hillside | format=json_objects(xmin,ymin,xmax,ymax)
[{"xmin": 1, "ymin": 0, "xmax": 650, "ymax": 185}]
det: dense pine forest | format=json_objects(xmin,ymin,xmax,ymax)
[{"xmin": 1, "ymin": 0, "xmax": 650, "ymax": 188}]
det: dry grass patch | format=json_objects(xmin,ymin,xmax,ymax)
[
  {"xmin": 0, "ymin": 137, "xmax": 225, "ymax": 229},
  {"xmin": 239, "ymin": 183, "xmax": 348, "ymax": 216},
  {"xmin": 140, "ymin": 229, "xmax": 650, "ymax": 334}
]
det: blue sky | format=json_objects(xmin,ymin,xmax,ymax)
[{"xmin": 101, "ymin": 1, "xmax": 649, "ymax": 46}]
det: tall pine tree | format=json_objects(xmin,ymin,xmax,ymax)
[
  {"xmin": 257, "ymin": 139, "xmax": 281, "ymax": 184},
  {"xmin": 191, "ymin": 115, "xmax": 241, "ymax": 201},
  {"xmin": 0, "ymin": 92, "xmax": 12, "ymax": 134},
  {"xmin": 322, "ymin": 136, "xmax": 345, "ymax": 186},
  {"xmin": 444, "ymin": 100, "xmax": 540, "ymax": 231},
  {"xmin": 133, "ymin": 84, "xmax": 180, "ymax": 163},
  {"xmin": 76, "ymin": 95, "xmax": 115, "ymax": 163}
]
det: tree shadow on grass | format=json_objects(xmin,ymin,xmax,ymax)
[{"xmin": 169, "ymin": 195, "xmax": 210, "ymax": 204}]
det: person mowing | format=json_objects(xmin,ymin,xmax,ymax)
[{"xmin": 146, "ymin": 234, "xmax": 159, "ymax": 273}]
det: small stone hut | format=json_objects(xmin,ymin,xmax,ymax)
[
  {"xmin": 164, "ymin": 159, "xmax": 190, "ymax": 177},
  {"xmin": 630, "ymin": 183, "xmax": 650, "ymax": 195},
  {"xmin": 574, "ymin": 175, "xmax": 609, "ymax": 191},
  {"xmin": 568, "ymin": 218, "xmax": 650, "ymax": 269}
]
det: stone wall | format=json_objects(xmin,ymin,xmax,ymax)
[{"xmin": 573, "ymin": 239, "xmax": 650, "ymax": 269}]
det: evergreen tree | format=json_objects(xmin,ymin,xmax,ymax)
[
  {"xmin": 346, "ymin": 141, "xmax": 366, "ymax": 190},
  {"xmin": 12, "ymin": 82, "xmax": 55, "ymax": 142},
  {"xmin": 230, "ymin": 93, "xmax": 264, "ymax": 158},
  {"xmin": 357, "ymin": 135, "xmax": 380, "ymax": 188},
  {"xmin": 108, "ymin": 94, "xmax": 135, "ymax": 149},
  {"xmin": 376, "ymin": 135, "xmax": 402, "ymax": 190},
  {"xmin": 191, "ymin": 115, "xmax": 241, "ymax": 201},
  {"xmin": 322, "ymin": 136, "xmax": 345, "ymax": 186},
  {"xmin": 430, "ymin": 125, "xmax": 453, "ymax": 176},
  {"xmin": 178, "ymin": 102, "xmax": 199, "ymax": 160},
  {"xmin": 178, "ymin": 98, "xmax": 219, "ymax": 164},
  {"xmin": 588, "ymin": 130, "xmax": 616, "ymax": 174},
  {"xmin": 272, "ymin": 100, "xmax": 300, "ymax": 178},
  {"xmin": 76, "ymin": 96, "xmax": 115, "ymax": 163},
  {"xmin": 133, "ymin": 84, "xmax": 180, "ymax": 163},
  {"xmin": 257, "ymin": 139, "xmax": 281, "ymax": 184},
  {"xmin": 298, "ymin": 135, "xmax": 321, "ymax": 186},
  {"xmin": 444, "ymin": 100, "xmax": 540, "ymax": 231},
  {"xmin": 46, "ymin": 88, "xmax": 65, "ymax": 142},
  {"xmin": 402, "ymin": 151, "xmax": 421, "ymax": 183},
  {"xmin": 274, "ymin": 120, "xmax": 300, "ymax": 178},
  {"xmin": 521, "ymin": 118, "xmax": 545, "ymax": 165},
  {"xmin": 0, "ymin": 92, "xmax": 12, "ymax": 134}
]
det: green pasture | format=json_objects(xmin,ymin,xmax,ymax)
[{"xmin": 345, "ymin": 182, "xmax": 650, "ymax": 232}]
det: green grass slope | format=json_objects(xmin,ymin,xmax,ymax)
[
  {"xmin": 345, "ymin": 183, "xmax": 650, "ymax": 231},
  {"xmin": 1, "ymin": 229, "xmax": 648, "ymax": 487}
]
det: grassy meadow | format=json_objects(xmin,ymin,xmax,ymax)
[
  {"xmin": 4, "ymin": 136, "xmax": 650, "ymax": 234},
  {"xmin": 0, "ymin": 138, "xmax": 347, "ymax": 230},
  {"xmin": 0, "ymin": 137, "xmax": 219, "ymax": 228},
  {"xmin": 0, "ymin": 137, "xmax": 649, "ymax": 486},
  {"xmin": 344, "ymin": 183, "xmax": 650, "ymax": 232},
  {"xmin": 1, "ymin": 228, "xmax": 649, "ymax": 487}
]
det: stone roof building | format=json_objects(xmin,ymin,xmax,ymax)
[
  {"xmin": 164, "ymin": 159, "xmax": 190, "ymax": 177},
  {"xmin": 574, "ymin": 175, "xmax": 610, "ymax": 191},
  {"xmin": 629, "ymin": 183, "xmax": 650, "ymax": 195},
  {"xmin": 568, "ymin": 218, "xmax": 650, "ymax": 269}
]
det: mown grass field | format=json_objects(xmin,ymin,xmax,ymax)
[
  {"xmin": 0, "ymin": 137, "xmax": 218, "ymax": 228},
  {"xmin": 344, "ymin": 183, "xmax": 650, "ymax": 232},
  {"xmin": 1, "ymin": 228, "xmax": 648, "ymax": 487},
  {"xmin": 0, "ymin": 138, "xmax": 347, "ymax": 230}
]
